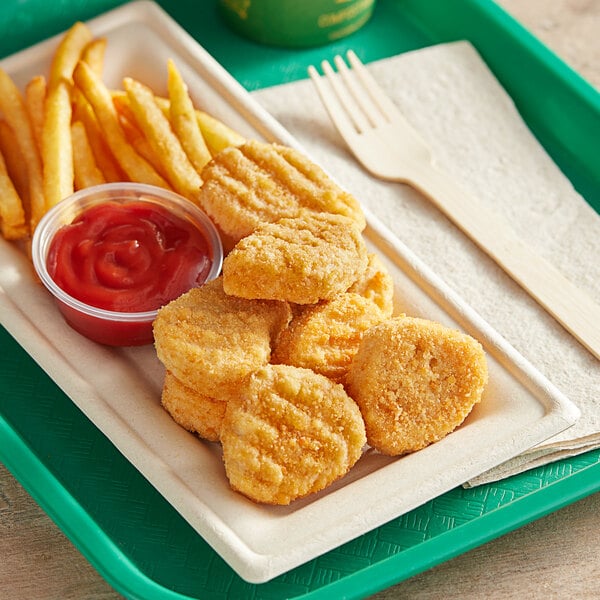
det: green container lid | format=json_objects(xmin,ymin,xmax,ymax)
[{"xmin": 218, "ymin": 0, "xmax": 376, "ymax": 47}]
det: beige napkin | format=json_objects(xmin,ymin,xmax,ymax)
[{"xmin": 251, "ymin": 41, "xmax": 600, "ymax": 486}]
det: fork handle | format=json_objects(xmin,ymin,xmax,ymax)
[{"xmin": 409, "ymin": 163, "xmax": 600, "ymax": 361}]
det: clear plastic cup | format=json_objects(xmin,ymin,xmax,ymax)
[{"xmin": 32, "ymin": 183, "xmax": 223, "ymax": 346}]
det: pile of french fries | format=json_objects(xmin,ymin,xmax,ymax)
[{"xmin": 0, "ymin": 21, "xmax": 245, "ymax": 243}]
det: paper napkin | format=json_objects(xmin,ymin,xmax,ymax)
[{"xmin": 251, "ymin": 41, "xmax": 600, "ymax": 485}]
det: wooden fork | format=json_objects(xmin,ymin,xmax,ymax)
[{"xmin": 308, "ymin": 50, "xmax": 600, "ymax": 360}]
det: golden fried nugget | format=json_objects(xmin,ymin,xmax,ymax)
[
  {"xmin": 161, "ymin": 371, "xmax": 226, "ymax": 442},
  {"xmin": 221, "ymin": 364, "xmax": 366, "ymax": 505},
  {"xmin": 272, "ymin": 293, "xmax": 386, "ymax": 384},
  {"xmin": 347, "ymin": 316, "xmax": 488, "ymax": 456},
  {"xmin": 347, "ymin": 252, "xmax": 395, "ymax": 317},
  {"xmin": 199, "ymin": 140, "xmax": 365, "ymax": 243},
  {"xmin": 153, "ymin": 278, "xmax": 291, "ymax": 397},
  {"xmin": 222, "ymin": 211, "xmax": 368, "ymax": 304}
]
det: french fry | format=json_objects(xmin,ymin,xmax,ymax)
[
  {"xmin": 42, "ymin": 22, "xmax": 95, "ymax": 210},
  {"xmin": 0, "ymin": 147, "xmax": 27, "ymax": 240},
  {"xmin": 111, "ymin": 94, "xmax": 161, "ymax": 177},
  {"xmin": 112, "ymin": 90, "xmax": 169, "ymax": 179},
  {"xmin": 123, "ymin": 77, "xmax": 203, "ymax": 201},
  {"xmin": 111, "ymin": 90, "xmax": 138, "ymax": 126},
  {"xmin": 0, "ymin": 68, "xmax": 45, "ymax": 231},
  {"xmin": 0, "ymin": 120, "xmax": 30, "ymax": 217},
  {"xmin": 116, "ymin": 110, "xmax": 169, "ymax": 181},
  {"xmin": 167, "ymin": 59, "xmax": 211, "ymax": 173},
  {"xmin": 42, "ymin": 80, "xmax": 74, "ymax": 208},
  {"xmin": 153, "ymin": 94, "xmax": 245, "ymax": 156},
  {"xmin": 71, "ymin": 120, "xmax": 105, "ymax": 189},
  {"xmin": 48, "ymin": 21, "xmax": 93, "ymax": 87},
  {"xmin": 196, "ymin": 109, "xmax": 246, "ymax": 155},
  {"xmin": 25, "ymin": 75, "xmax": 46, "ymax": 155},
  {"xmin": 81, "ymin": 37, "xmax": 107, "ymax": 77},
  {"xmin": 72, "ymin": 93, "xmax": 126, "ymax": 182},
  {"xmin": 69, "ymin": 37, "xmax": 119, "ymax": 183},
  {"xmin": 0, "ymin": 24, "xmax": 248, "ymax": 244},
  {"xmin": 73, "ymin": 60, "xmax": 170, "ymax": 188}
]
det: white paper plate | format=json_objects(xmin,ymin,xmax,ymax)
[{"xmin": 0, "ymin": 0, "xmax": 580, "ymax": 583}]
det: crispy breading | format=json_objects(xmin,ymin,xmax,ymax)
[
  {"xmin": 222, "ymin": 211, "xmax": 368, "ymax": 304},
  {"xmin": 220, "ymin": 364, "xmax": 366, "ymax": 505},
  {"xmin": 347, "ymin": 316, "xmax": 488, "ymax": 456},
  {"xmin": 199, "ymin": 140, "xmax": 365, "ymax": 243},
  {"xmin": 161, "ymin": 371, "xmax": 226, "ymax": 442},
  {"xmin": 347, "ymin": 252, "xmax": 395, "ymax": 317},
  {"xmin": 272, "ymin": 293, "xmax": 386, "ymax": 384},
  {"xmin": 153, "ymin": 278, "xmax": 291, "ymax": 397}
]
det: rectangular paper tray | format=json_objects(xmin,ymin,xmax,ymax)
[{"xmin": 1, "ymin": 0, "xmax": 599, "ymax": 597}]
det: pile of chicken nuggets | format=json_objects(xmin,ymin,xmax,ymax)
[{"xmin": 153, "ymin": 139, "xmax": 489, "ymax": 505}]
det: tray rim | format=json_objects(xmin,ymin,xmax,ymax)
[
  {"xmin": 0, "ymin": 0, "xmax": 583, "ymax": 581},
  {"xmin": 1, "ymin": 0, "xmax": 599, "ymax": 597},
  {"xmin": 3, "ymin": 411, "xmax": 600, "ymax": 600}
]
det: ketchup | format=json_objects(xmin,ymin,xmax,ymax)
[{"xmin": 47, "ymin": 201, "xmax": 213, "ymax": 313}]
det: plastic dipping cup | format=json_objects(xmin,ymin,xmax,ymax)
[
  {"xmin": 31, "ymin": 183, "xmax": 223, "ymax": 346},
  {"xmin": 218, "ymin": 0, "xmax": 376, "ymax": 48}
]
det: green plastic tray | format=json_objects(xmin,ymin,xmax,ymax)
[{"xmin": 1, "ymin": 1, "xmax": 599, "ymax": 598}]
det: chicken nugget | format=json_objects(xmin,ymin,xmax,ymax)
[
  {"xmin": 347, "ymin": 316, "xmax": 488, "ymax": 456},
  {"xmin": 199, "ymin": 140, "xmax": 365, "ymax": 243},
  {"xmin": 222, "ymin": 211, "xmax": 368, "ymax": 304},
  {"xmin": 221, "ymin": 364, "xmax": 366, "ymax": 505},
  {"xmin": 153, "ymin": 277, "xmax": 291, "ymax": 397},
  {"xmin": 347, "ymin": 252, "xmax": 395, "ymax": 317},
  {"xmin": 161, "ymin": 371, "xmax": 226, "ymax": 442},
  {"xmin": 272, "ymin": 293, "xmax": 386, "ymax": 384}
]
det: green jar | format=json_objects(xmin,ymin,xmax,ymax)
[{"xmin": 218, "ymin": 0, "xmax": 376, "ymax": 48}]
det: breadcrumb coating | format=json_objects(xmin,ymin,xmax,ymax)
[
  {"xmin": 153, "ymin": 277, "xmax": 291, "ymax": 397},
  {"xmin": 221, "ymin": 364, "xmax": 366, "ymax": 505},
  {"xmin": 161, "ymin": 371, "xmax": 226, "ymax": 442},
  {"xmin": 199, "ymin": 140, "xmax": 365, "ymax": 243},
  {"xmin": 347, "ymin": 316, "xmax": 488, "ymax": 455},
  {"xmin": 153, "ymin": 140, "xmax": 490, "ymax": 504},
  {"xmin": 348, "ymin": 252, "xmax": 395, "ymax": 317},
  {"xmin": 272, "ymin": 293, "xmax": 386, "ymax": 384},
  {"xmin": 222, "ymin": 211, "xmax": 368, "ymax": 304}
]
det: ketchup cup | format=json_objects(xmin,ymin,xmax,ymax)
[{"xmin": 32, "ymin": 183, "xmax": 223, "ymax": 346}]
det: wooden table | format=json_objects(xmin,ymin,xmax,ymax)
[{"xmin": 1, "ymin": 1, "xmax": 599, "ymax": 598}]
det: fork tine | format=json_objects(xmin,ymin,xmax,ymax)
[
  {"xmin": 346, "ymin": 50, "xmax": 402, "ymax": 123},
  {"xmin": 308, "ymin": 64, "xmax": 361, "ymax": 140},
  {"xmin": 320, "ymin": 59, "xmax": 371, "ymax": 134},
  {"xmin": 332, "ymin": 55, "xmax": 383, "ymax": 129}
]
